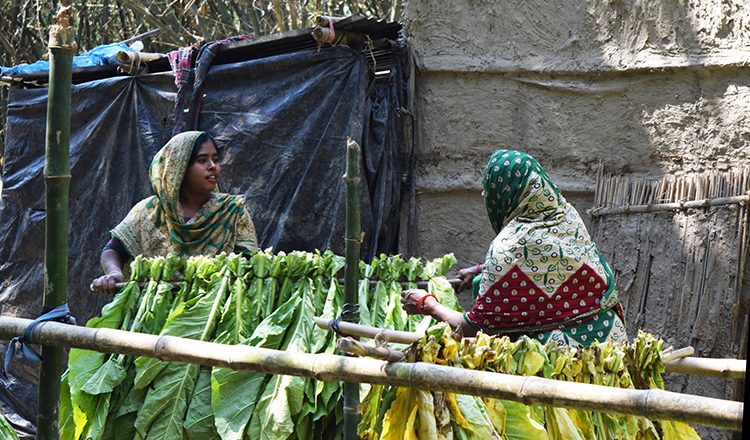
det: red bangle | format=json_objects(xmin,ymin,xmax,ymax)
[
  {"xmin": 475, "ymin": 263, "xmax": 483, "ymax": 273},
  {"xmin": 417, "ymin": 294, "xmax": 439, "ymax": 314}
]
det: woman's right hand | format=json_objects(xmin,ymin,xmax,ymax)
[
  {"xmin": 90, "ymin": 272, "xmax": 125, "ymax": 294},
  {"xmin": 456, "ymin": 264, "xmax": 482, "ymax": 292}
]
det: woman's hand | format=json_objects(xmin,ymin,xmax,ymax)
[
  {"xmin": 456, "ymin": 264, "xmax": 482, "ymax": 292},
  {"xmin": 401, "ymin": 288, "xmax": 432, "ymax": 315},
  {"xmin": 90, "ymin": 271, "xmax": 124, "ymax": 294},
  {"xmin": 402, "ymin": 288, "xmax": 472, "ymax": 335}
]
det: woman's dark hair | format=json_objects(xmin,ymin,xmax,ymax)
[{"xmin": 188, "ymin": 133, "xmax": 219, "ymax": 165}]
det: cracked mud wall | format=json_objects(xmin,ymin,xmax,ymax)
[
  {"xmin": 592, "ymin": 206, "xmax": 748, "ymax": 439},
  {"xmin": 403, "ymin": 3, "xmax": 750, "ymax": 437}
]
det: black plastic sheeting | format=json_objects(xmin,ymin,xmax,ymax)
[
  {"xmin": 0, "ymin": 43, "xmax": 410, "ymax": 430},
  {"xmin": 361, "ymin": 40, "xmax": 410, "ymax": 257}
]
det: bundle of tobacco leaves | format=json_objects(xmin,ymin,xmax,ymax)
[
  {"xmin": 60, "ymin": 250, "xmax": 459, "ymax": 440},
  {"xmin": 358, "ymin": 324, "xmax": 701, "ymax": 440}
]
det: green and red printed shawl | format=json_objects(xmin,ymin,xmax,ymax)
[
  {"xmin": 465, "ymin": 150, "xmax": 627, "ymax": 347},
  {"xmin": 112, "ymin": 131, "xmax": 258, "ymax": 258}
]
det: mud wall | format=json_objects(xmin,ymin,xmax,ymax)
[
  {"xmin": 403, "ymin": 0, "xmax": 750, "ymax": 269},
  {"xmin": 403, "ymin": 4, "xmax": 750, "ymax": 437},
  {"xmin": 592, "ymin": 206, "xmax": 748, "ymax": 439}
]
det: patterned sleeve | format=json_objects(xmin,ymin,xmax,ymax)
[{"xmin": 234, "ymin": 198, "xmax": 259, "ymax": 252}]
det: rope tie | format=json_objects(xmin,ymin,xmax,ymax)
[
  {"xmin": 316, "ymin": 16, "xmax": 337, "ymax": 52},
  {"xmin": 117, "ymin": 51, "xmax": 142, "ymax": 75},
  {"xmin": 3, "ymin": 304, "xmax": 77, "ymax": 378},
  {"xmin": 328, "ymin": 303, "xmax": 360, "ymax": 336},
  {"xmin": 325, "ymin": 16, "xmax": 336, "ymax": 44}
]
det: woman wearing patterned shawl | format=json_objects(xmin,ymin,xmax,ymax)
[
  {"xmin": 402, "ymin": 150, "xmax": 626, "ymax": 347},
  {"xmin": 91, "ymin": 131, "xmax": 258, "ymax": 293}
]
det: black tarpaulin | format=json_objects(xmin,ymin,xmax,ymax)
[{"xmin": 0, "ymin": 43, "xmax": 410, "ymax": 427}]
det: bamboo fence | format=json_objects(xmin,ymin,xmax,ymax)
[
  {"xmin": 0, "ymin": 316, "xmax": 742, "ymax": 430},
  {"xmin": 591, "ymin": 168, "xmax": 750, "ymax": 217}
]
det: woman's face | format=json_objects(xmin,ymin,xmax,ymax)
[{"xmin": 182, "ymin": 139, "xmax": 221, "ymax": 196}]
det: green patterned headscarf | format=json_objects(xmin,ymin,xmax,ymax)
[
  {"xmin": 467, "ymin": 149, "xmax": 624, "ymax": 346},
  {"xmin": 112, "ymin": 131, "xmax": 258, "ymax": 257},
  {"xmin": 483, "ymin": 150, "xmax": 562, "ymax": 233},
  {"xmin": 149, "ymin": 131, "xmax": 209, "ymax": 221}
]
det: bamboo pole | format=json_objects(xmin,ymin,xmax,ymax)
[
  {"xmin": 661, "ymin": 346, "xmax": 695, "ymax": 363},
  {"xmin": 666, "ymin": 357, "xmax": 746, "ymax": 379},
  {"xmin": 342, "ymin": 137, "xmax": 362, "ymax": 440},
  {"xmin": 314, "ymin": 317, "xmax": 746, "ymax": 379},
  {"xmin": 337, "ymin": 337, "xmax": 405, "ymax": 362},
  {"xmin": 338, "ymin": 339, "xmax": 746, "ymax": 381},
  {"xmin": 311, "ymin": 27, "xmax": 365, "ymax": 46},
  {"xmin": 312, "ymin": 15, "xmax": 348, "ymax": 26},
  {"xmin": 115, "ymin": 51, "xmax": 167, "ymax": 75},
  {"xmin": 116, "ymin": 51, "xmax": 166, "ymax": 64},
  {"xmin": 314, "ymin": 316, "xmax": 420, "ymax": 344},
  {"xmin": 39, "ymin": 3, "xmax": 75, "ymax": 439},
  {"xmin": 0, "ymin": 316, "xmax": 741, "ymax": 430}
]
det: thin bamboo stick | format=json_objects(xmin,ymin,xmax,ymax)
[
  {"xmin": 115, "ymin": 51, "xmax": 166, "ymax": 64},
  {"xmin": 313, "ymin": 316, "xmax": 419, "ymax": 344},
  {"xmin": 0, "ymin": 316, "xmax": 741, "ymax": 430},
  {"xmin": 661, "ymin": 346, "xmax": 695, "ymax": 363},
  {"xmin": 337, "ymin": 337, "xmax": 405, "ymax": 362},
  {"xmin": 39, "ymin": 4, "xmax": 75, "ymax": 439},
  {"xmin": 119, "ymin": 28, "xmax": 160, "ymax": 45}
]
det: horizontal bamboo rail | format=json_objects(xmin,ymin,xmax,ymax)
[
  {"xmin": 313, "ymin": 316, "xmax": 418, "ymax": 344},
  {"xmin": 311, "ymin": 27, "xmax": 365, "ymax": 45},
  {"xmin": 337, "ymin": 337, "xmax": 405, "ymax": 362},
  {"xmin": 661, "ymin": 346, "xmax": 695, "ymax": 363},
  {"xmin": 589, "ymin": 195, "xmax": 750, "ymax": 217},
  {"xmin": 314, "ymin": 317, "xmax": 747, "ymax": 379},
  {"xmin": 666, "ymin": 357, "xmax": 746, "ymax": 379},
  {"xmin": 0, "ymin": 316, "xmax": 741, "ymax": 430},
  {"xmin": 115, "ymin": 51, "xmax": 166, "ymax": 64}
]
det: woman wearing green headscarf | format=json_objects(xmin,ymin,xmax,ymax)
[
  {"xmin": 402, "ymin": 150, "xmax": 626, "ymax": 347},
  {"xmin": 91, "ymin": 131, "xmax": 258, "ymax": 293}
]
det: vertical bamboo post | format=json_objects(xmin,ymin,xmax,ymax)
[
  {"xmin": 342, "ymin": 137, "xmax": 362, "ymax": 439},
  {"xmin": 39, "ymin": 3, "xmax": 75, "ymax": 439}
]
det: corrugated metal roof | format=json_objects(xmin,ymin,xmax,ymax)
[{"xmin": 2, "ymin": 15, "xmax": 402, "ymax": 87}]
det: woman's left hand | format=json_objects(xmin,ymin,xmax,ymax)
[{"xmin": 401, "ymin": 288, "xmax": 431, "ymax": 315}]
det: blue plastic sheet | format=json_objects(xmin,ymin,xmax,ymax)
[{"xmin": 1, "ymin": 42, "xmax": 131, "ymax": 76}]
